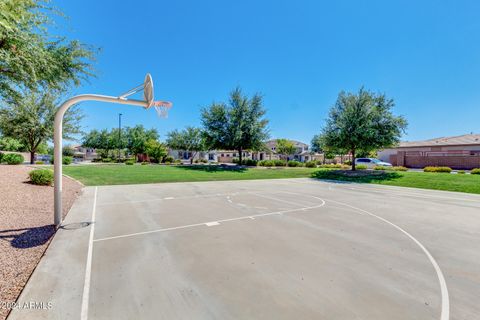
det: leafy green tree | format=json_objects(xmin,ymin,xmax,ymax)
[
  {"xmin": 0, "ymin": 0, "xmax": 97, "ymax": 101},
  {"xmin": 36, "ymin": 142, "xmax": 48, "ymax": 155},
  {"xmin": 311, "ymin": 134, "xmax": 342, "ymax": 164},
  {"xmin": 82, "ymin": 128, "xmax": 126, "ymax": 159},
  {"xmin": 145, "ymin": 139, "xmax": 168, "ymax": 163},
  {"xmin": 201, "ymin": 87, "xmax": 269, "ymax": 163},
  {"xmin": 83, "ymin": 129, "xmax": 107, "ymax": 157},
  {"xmin": 275, "ymin": 139, "xmax": 296, "ymax": 161},
  {"xmin": 62, "ymin": 145, "xmax": 75, "ymax": 157},
  {"xmin": 321, "ymin": 88, "xmax": 407, "ymax": 170},
  {"xmin": 125, "ymin": 125, "xmax": 159, "ymax": 159},
  {"xmin": 82, "ymin": 129, "xmax": 102, "ymax": 149},
  {"xmin": 0, "ymin": 90, "xmax": 83, "ymax": 163},
  {"xmin": 108, "ymin": 128, "xmax": 128, "ymax": 160},
  {"xmin": 166, "ymin": 127, "xmax": 206, "ymax": 164},
  {"xmin": 0, "ymin": 136, "xmax": 24, "ymax": 151}
]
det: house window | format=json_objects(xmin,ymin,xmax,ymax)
[
  {"xmin": 233, "ymin": 153, "xmax": 237, "ymax": 157},
  {"xmin": 221, "ymin": 154, "xmax": 224, "ymax": 157},
  {"xmin": 226, "ymin": 154, "xmax": 230, "ymax": 157},
  {"xmin": 209, "ymin": 154, "xmax": 214, "ymax": 160}
]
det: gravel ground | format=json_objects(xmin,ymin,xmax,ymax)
[{"xmin": 0, "ymin": 165, "xmax": 82, "ymax": 320}]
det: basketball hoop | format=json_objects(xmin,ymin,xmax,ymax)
[
  {"xmin": 152, "ymin": 100, "xmax": 173, "ymax": 118},
  {"xmin": 53, "ymin": 73, "xmax": 172, "ymax": 226},
  {"xmin": 118, "ymin": 73, "xmax": 173, "ymax": 117}
]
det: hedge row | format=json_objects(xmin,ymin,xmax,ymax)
[
  {"xmin": 374, "ymin": 165, "xmax": 408, "ymax": 171},
  {"xmin": 423, "ymin": 166, "xmax": 452, "ymax": 173}
]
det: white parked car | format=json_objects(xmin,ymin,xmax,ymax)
[{"xmin": 355, "ymin": 158, "xmax": 392, "ymax": 169}]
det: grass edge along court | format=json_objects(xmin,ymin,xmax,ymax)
[{"xmin": 61, "ymin": 164, "xmax": 480, "ymax": 194}]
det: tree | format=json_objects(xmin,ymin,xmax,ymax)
[
  {"xmin": 321, "ymin": 88, "xmax": 407, "ymax": 170},
  {"xmin": 0, "ymin": 136, "xmax": 24, "ymax": 151},
  {"xmin": 62, "ymin": 145, "xmax": 75, "ymax": 157},
  {"xmin": 0, "ymin": 0, "xmax": 97, "ymax": 102},
  {"xmin": 0, "ymin": 90, "xmax": 83, "ymax": 163},
  {"xmin": 125, "ymin": 125, "xmax": 159, "ymax": 159},
  {"xmin": 145, "ymin": 139, "xmax": 168, "ymax": 163},
  {"xmin": 275, "ymin": 139, "xmax": 296, "ymax": 161},
  {"xmin": 311, "ymin": 134, "xmax": 342, "ymax": 164},
  {"xmin": 83, "ymin": 129, "xmax": 112, "ymax": 158},
  {"xmin": 201, "ymin": 87, "xmax": 269, "ymax": 163},
  {"xmin": 166, "ymin": 127, "xmax": 205, "ymax": 164},
  {"xmin": 82, "ymin": 128, "xmax": 128, "ymax": 159}
]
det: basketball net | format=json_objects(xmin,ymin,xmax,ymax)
[{"xmin": 151, "ymin": 101, "xmax": 173, "ymax": 118}]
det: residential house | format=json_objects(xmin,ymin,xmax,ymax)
[
  {"xmin": 72, "ymin": 145, "xmax": 98, "ymax": 161},
  {"xmin": 378, "ymin": 133, "xmax": 480, "ymax": 169},
  {"xmin": 264, "ymin": 139, "xmax": 321, "ymax": 162},
  {"xmin": 167, "ymin": 139, "xmax": 323, "ymax": 164}
]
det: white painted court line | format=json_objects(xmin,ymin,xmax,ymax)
[
  {"xmin": 80, "ymin": 186, "xmax": 98, "ymax": 320},
  {"xmin": 205, "ymin": 221, "xmax": 220, "ymax": 226},
  {"xmin": 93, "ymin": 198, "xmax": 326, "ymax": 243},
  {"xmin": 326, "ymin": 198, "xmax": 449, "ymax": 320}
]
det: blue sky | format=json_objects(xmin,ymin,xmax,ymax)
[{"xmin": 54, "ymin": 0, "xmax": 480, "ymax": 144}]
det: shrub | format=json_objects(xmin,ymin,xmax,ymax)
[
  {"xmin": 62, "ymin": 156, "xmax": 73, "ymax": 165},
  {"xmin": 125, "ymin": 160, "xmax": 135, "ymax": 165},
  {"xmin": 35, "ymin": 161, "xmax": 45, "ymax": 165},
  {"xmin": 273, "ymin": 159, "xmax": 287, "ymax": 167},
  {"xmin": 457, "ymin": 170, "xmax": 465, "ymax": 174},
  {"xmin": 200, "ymin": 158, "xmax": 208, "ymax": 163},
  {"xmin": 29, "ymin": 169, "xmax": 54, "ymax": 186},
  {"xmin": 0, "ymin": 152, "xmax": 3, "ymax": 162},
  {"xmin": 92, "ymin": 158, "xmax": 102, "ymax": 162},
  {"xmin": 243, "ymin": 159, "xmax": 258, "ymax": 166},
  {"xmin": 424, "ymin": 166, "xmax": 452, "ymax": 173},
  {"xmin": 258, "ymin": 160, "xmax": 275, "ymax": 167},
  {"xmin": 343, "ymin": 160, "xmax": 352, "ymax": 165},
  {"xmin": 164, "ymin": 161, "xmax": 171, "ymax": 165},
  {"xmin": 470, "ymin": 168, "xmax": 480, "ymax": 175},
  {"xmin": 102, "ymin": 157, "xmax": 112, "ymax": 163},
  {"xmin": 393, "ymin": 166, "xmax": 408, "ymax": 171},
  {"xmin": 174, "ymin": 159, "xmax": 182, "ymax": 164},
  {"xmin": 141, "ymin": 161, "xmax": 149, "ymax": 165},
  {"xmin": 318, "ymin": 163, "xmax": 342, "ymax": 169},
  {"xmin": 3, "ymin": 153, "xmax": 24, "ymax": 165},
  {"xmin": 373, "ymin": 165, "xmax": 394, "ymax": 171},
  {"xmin": 163, "ymin": 156, "xmax": 174, "ymax": 163},
  {"xmin": 305, "ymin": 161, "xmax": 317, "ymax": 168},
  {"xmin": 287, "ymin": 160, "xmax": 303, "ymax": 167},
  {"xmin": 355, "ymin": 164, "xmax": 368, "ymax": 170}
]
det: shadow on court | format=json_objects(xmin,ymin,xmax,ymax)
[
  {"xmin": 311, "ymin": 169, "xmax": 402, "ymax": 183},
  {"xmin": 176, "ymin": 165, "xmax": 248, "ymax": 173}
]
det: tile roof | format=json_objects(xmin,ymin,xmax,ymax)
[{"xmin": 398, "ymin": 134, "xmax": 480, "ymax": 147}]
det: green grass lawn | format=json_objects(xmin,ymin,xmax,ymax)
[
  {"xmin": 62, "ymin": 164, "xmax": 480, "ymax": 194},
  {"xmin": 63, "ymin": 164, "xmax": 317, "ymax": 186},
  {"xmin": 312, "ymin": 169, "xmax": 480, "ymax": 194}
]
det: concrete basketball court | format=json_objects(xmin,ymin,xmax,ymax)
[{"xmin": 9, "ymin": 178, "xmax": 480, "ymax": 320}]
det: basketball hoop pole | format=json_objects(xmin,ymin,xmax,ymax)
[{"xmin": 53, "ymin": 94, "xmax": 148, "ymax": 226}]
